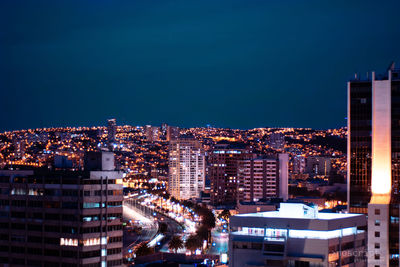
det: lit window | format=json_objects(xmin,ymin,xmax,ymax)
[
  {"xmin": 83, "ymin": 238, "xmax": 100, "ymax": 246},
  {"xmin": 60, "ymin": 238, "xmax": 78, "ymax": 246},
  {"xmin": 83, "ymin": 202, "xmax": 101, "ymax": 209}
]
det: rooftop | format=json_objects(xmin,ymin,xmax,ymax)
[
  {"xmin": 235, "ymin": 203, "xmax": 361, "ymax": 220},
  {"xmin": 350, "ymin": 62, "xmax": 400, "ymax": 82},
  {"xmin": 230, "ymin": 203, "xmax": 366, "ymax": 231}
]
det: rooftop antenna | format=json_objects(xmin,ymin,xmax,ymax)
[{"xmin": 388, "ymin": 61, "xmax": 395, "ymax": 71}]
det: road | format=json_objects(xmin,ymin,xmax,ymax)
[
  {"xmin": 123, "ymin": 203, "xmax": 158, "ymax": 256},
  {"xmin": 123, "ymin": 197, "xmax": 184, "ymax": 254},
  {"xmin": 140, "ymin": 205, "xmax": 184, "ymax": 252},
  {"xmin": 208, "ymin": 229, "xmax": 229, "ymax": 255},
  {"xmin": 124, "ymin": 194, "xmax": 228, "ymax": 256}
]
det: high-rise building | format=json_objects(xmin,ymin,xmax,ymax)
[
  {"xmin": 161, "ymin": 123, "xmax": 168, "ymax": 135},
  {"xmin": 305, "ymin": 156, "xmax": 331, "ymax": 177},
  {"xmin": 229, "ymin": 203, "xmax": 367, "ymax": 267},
  {"xmin": 293, "ymin": 155, "xmax": 306, "ymax": 174},
  {"xmin": 0, "ymin": 151, "xmax": 124, "ymax": 266},
  {"xmin": 166, "ymin": 126, "xmax": 180, "ymax": 142},
  {"xmin": 168, "ymin": 136, "xmax": 205, "ymax": 200},
  {"xmin": 13, "ymin": 139, "xmax": 25, "ymax": 159},
  {"xmin": 237, "ymin": 154, "xmax": 289, "ymax": 202},
  {"xmin": 348, "ymin": 63, "xmax": 400, "ymax": 266},
  {"xmin": 107, "ymin": 119, "xmax": 117, "ymax": 149},
  {"xmin": 209, "ymin": 142, "xmax": 252, "ymax": 206},
  {"xmin": 145, "ymin": 125, "xmax": 160, "ymax": 142}
]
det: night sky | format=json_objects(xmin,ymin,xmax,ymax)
[{"xmin": 1, "ymin": 0, "xmax": 400, "ymax": 131}]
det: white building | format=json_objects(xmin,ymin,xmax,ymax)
[
  {"xmin": 168, "ymin": 136, "xmax": 205, "ymax": 200},
  {"xmin": 367, "ymin": 70, "xmax": 392, "ymax": 266},
  {"xmin": 229, "ymin": 203, "xmax": 367, "ymax": 267}
]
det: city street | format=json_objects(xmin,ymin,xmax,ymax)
[
  {"xmin": 208, "ymin": 230, "xmax": 229, "ymax": 255},
  {"xmin": 122, "ymin": 202, "xmax": 158, "ymax": 257},
  {"xmin": 124, "ymin": 193, "xmax": 229, "ymax": 257}
]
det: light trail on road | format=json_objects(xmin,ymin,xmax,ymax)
[{"xmin": 123, "ymin": 204, "xmax": 153, "ymax": 224}]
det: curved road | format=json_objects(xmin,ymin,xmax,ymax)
[
  {"xmin": 123, "ymin": 203, "xmax": 158, "ymax": 256},
  {"xmin": 123, "ymin": 195, "xmax": 228, "ymax": 256},
  {"xmin": 123, "ymin": 197, "xmax": 184, "ymax": 255}
]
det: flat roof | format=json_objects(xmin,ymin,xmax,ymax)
[
  {"xmin": 235, "ymin": 210, "xmax": 361, "ymax": 220},
  {"xmin": 230, "ymin": 203, "xmax": 366, "ymax": 230}
]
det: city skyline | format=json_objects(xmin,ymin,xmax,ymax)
[
  {"xmin": 2, "ymin": 0, "xmax": 400, "ymax": 265},
  {"xmin": 2, "ymin": 0, "xmax": 400, "ymax": 131}
]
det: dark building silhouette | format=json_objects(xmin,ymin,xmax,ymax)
[{"xmin": 0, "ymin": 152, "xmax": 123, "ymax": 266}]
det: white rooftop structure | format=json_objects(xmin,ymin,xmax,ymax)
[
  {"xmin": 229, "ymin": 203, "xmax": 367, "ymax": 267},
  {"xmin": 236, "ymin": 202, "xmax": 361, "ymax": 220}
]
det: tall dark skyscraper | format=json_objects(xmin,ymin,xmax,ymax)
[{"xmin": 348, "ymin": 63, "xmax": 400, "ymax": 266}]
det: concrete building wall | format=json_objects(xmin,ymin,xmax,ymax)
[
  {"xmin": 279, "ymin": 153, "xmax": 289, "ymax": 201},
  {"xmin": 366, "ymin": 72, "xmax": 392, "ymax": 266}
]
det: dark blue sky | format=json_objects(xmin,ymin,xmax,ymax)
[{"xmin": 1, "ymin": 0, "xmax": 400, "ymax": 131}]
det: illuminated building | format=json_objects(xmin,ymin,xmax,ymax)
[
  {"xmin": 161, "ymin": 123, "xmax": 168, "ymax": 138},
  {"xmin": 166, "ymin": 126, "xmax": 180, "ymax": 141},
  {"xmin": 209, "ymin": 142, "xmax": 252, "ymax": 206},
  {"xmin": 13, "ymin": 139, "xmax": 25, "ymax": 159},
  {"xmin": 168, "ymin": 135, "xmax": 205, "ymax": 200},
  {"xmin": 305, "ymin": 157, "xmax": 331, "ymax": 177},
  {"xmin": 0, "ymin": 152, "xmax": 123, "ymax": 266},
  {"xmin": 348, "ymin": 63, "xmax": 400, "ymax": 266},
  {"xmin": 229, "ymin": 203, "xmax": 367, "ymax": 267},
  {"xmin": 293, "ymin": 155, "xmax": 306, "ymax": 174},
  {"xmin": 145, "ymin": 125, "xmax": 160, "ymax": 142},
  {"xmin": 107, "ymin": 118, "xmax": 117, "ymax": 150},
  {"xmin": 237, "ymin": 153, "xmax": 289, "ymax": 202}
]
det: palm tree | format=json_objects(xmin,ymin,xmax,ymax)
[
  {"xmin": 135, "ymin": 242, "xmax": 154, "ymax": 257},
  {"xmin": 168, "ymin": 235, "xmax": 184, "ymax": 253},
  {"xmin": 185, "ymin": 234, "xmax": 203, "ymax": 254},
  {"xmin": 202, "ymin": 209, "xmax": 216, "ymax": 230},
  {"xmin": 196, "ymin": 225, "xmax": 209, "ymax": 241}
]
